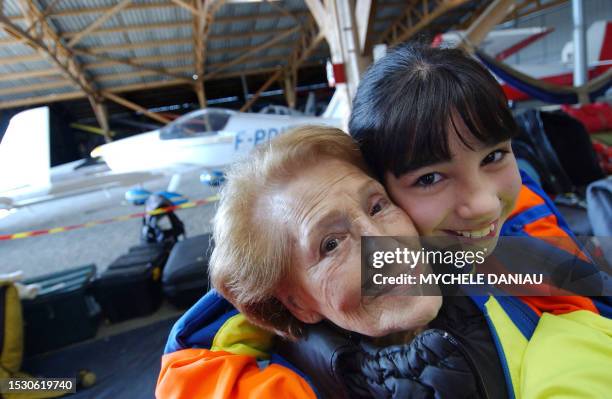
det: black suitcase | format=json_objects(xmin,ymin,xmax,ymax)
[
  {"xmin": 128, "ymin": 242, "xmax": 167, "ymax": 256},
  {"xmin": 109, "ymin": 247, "xmax": 167, "ymax": 272},
  {"xmin": 93, "ymin": 250, "xmax": 165, "ymax": 323},
  {"xmin": 21, "ymin": 264, "xmax": 100, "ymax": 355},
  {"xmin": 162, "ymin": 234, "xmax": 212, "ymax": 308}
]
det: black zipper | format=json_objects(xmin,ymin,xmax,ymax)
[{"xmin": 444, "ymin": 331, "xmax": 490, "ymax": 399}]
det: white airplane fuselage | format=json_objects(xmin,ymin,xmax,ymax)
[{"xmin": 93, "ymin": 111, "xmax": 341, "ymax": 173}]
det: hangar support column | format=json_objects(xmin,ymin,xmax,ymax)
[
  {"xmin": 305, "ymin": 0, "xmax": 370, "ymax": 125},
  {"xmin": 572, "ymin": 0, "xmax": 588, "ymax": 103}
]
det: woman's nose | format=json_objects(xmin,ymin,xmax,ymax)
[{"xmin": 356, "ymin": 217, "xmax": 385, "ymax": 236}]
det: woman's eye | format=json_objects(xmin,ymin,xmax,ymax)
[
  {"xmin": 321, "ymin": 237, "xmax": 340, "ymax": 254},
  {"xmin": 369, "ymin": 199, "xmax": 387, "ymax": 216},
  {"xmin": 414, "ymin": 173, "xmax": 442, "ymax": 187},
  {"xmin": 482, "ymin": 150, "xmax": 507, "ymax": 165}
]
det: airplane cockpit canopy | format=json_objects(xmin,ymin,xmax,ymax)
[{"xmin": 159, "ymin": 109, "xmax": 235, "ymax": 140}]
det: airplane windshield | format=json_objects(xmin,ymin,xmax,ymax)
[{"xmin": 159, "ymin": 109, "xmax": 233, "ymax": 140}]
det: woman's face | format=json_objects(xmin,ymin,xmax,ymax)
[
  {"xmin": 267, "ymin": 158, "xmax": 442, "ymax": 337},
  {"xmin": 385, "ymin": 116, "xmax": 522, "ymax": 255}
]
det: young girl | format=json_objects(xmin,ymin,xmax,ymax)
[{"xmin": 349, "ymin": 43, "xmax": 611, "ymax": 399}]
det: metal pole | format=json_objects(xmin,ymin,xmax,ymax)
[
  {"xmin": 240, "ymin": 74, "xmax": 249, "ymax": 105},
  {"xmin": 572, "ymin": 0, "xmax": 587, "ymax": 87}
]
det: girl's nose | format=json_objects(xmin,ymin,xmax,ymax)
[{"xmin": 455, "ymin": 181, "xmax": 500, "ymax": 222}]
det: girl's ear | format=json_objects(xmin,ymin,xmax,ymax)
[{"xmin": 276, "ymin": 285, "xmax": 323, "ymax": 324}]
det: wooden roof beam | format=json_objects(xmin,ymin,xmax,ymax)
[
  {"xmin": 67, "ymin": 0, "xmax": 132, "ymax": 47},
  {"xmin": 0, "ymin": 52, "xmax": 44, "ymax": 65},
  {"xmin": 0, "ymin": 91, "xmax": 85, "ymax": 109},
  {"xmin": 0, "ymin": 67, "xmax": 60, "ymax": 81},
  {"xmin": 289, "ymin": 15, "xmax": 325, "ymax": 68},
  {"xmin": 89, "ymin": 98, "xmax": 110, "ymax": 141},
  {"xmin": 192, "ymin": 0, "xmax": 205, "ymax": 108},
  {"xmin": 239, "ymin": 68, "xmax": 283, "ymax": 112},
  {"xmin": 1, "ymin": 0, "xmax": 110, "ymax": 140},
  {"xmin": 24, "ymin": 0, "xmax": 60, "ymax": 35},
  {"xmin": 61, "ymin": 21, "xmax": 190, "ymax": 39},
  {"xmin": 205, "ymin": 26, "xmax": 300, "ymax": 79},
  {"xmin": 304, "ymin": 0, "xmax": 344, "ymax": 67},
  {"xmin": 220, "ymin": 9, "xmax": 309, "ymax": 24},
  {"xmin": 72, "ymin": 47, "xmax": 193, "ymax": 83},
  {"xmin": 3, "ymin": 26, "xmax": 311, "ymax": 49},
  {"xmin": 503, "ymin": 0, "xmax": 568, "ymax": 23},
  {"xmin": 264, "ymin": 0, "xmax": 302, "ymax": 26},
  {"xmin": 82, "ymin": 43, "xmax": 310, "ymax": 70},
  {"xmin": 458, "ymin": 0, "xmax": 517, "ymax": 52},
  {"xmin": 8, "ymin": 2, "xmax": 177, "ymax": 21},
  {"xmin": 90, "ymin": 53, "xmax": 325, "ymax": 83},
  {"xmin": 0, "ymin": 4, "xmax": 88, "ymax": 94},
  {"xmin": 85, "ymin": 52, "xmax": 193, "ymax": 70},
  {"xmin": 192, "ymin": 0, "xmax": 226, "ymax": 108},
  {"xmin": 95, "ymin": 65, "xmax": 194, "ymax": 83},
  {"xmin": 457, "ymin": 1, "xmax": 492, "ymax": 29},
  {"xmin": 15, "ymin": 7, "xmax": 309, "ymax": 25},
  {"xmin": 102, "ymin": 91, "xmax": 171, "ymax": 124},
  {"xmin": 0, "ymin": 62, "xmax": 325, "ymax": 110},
  {"xmin": 85, "ymin": 38, "xmax": 192, "ymax": 54},
  {"xmin": 304, "ymin": 0, "xmax": 326, "ymax": 35},
  {"xmin": 379, "ymin": 0, "xmax": 470, "ymax": 47},
  {"xmin": 355, "ymin": 0, "xmax": 378, "ymax": 55},
  {"xmin": 0, "ymin": 78, "xmax": 71, "ymax": 96},
  {"xmin": 169, "ymin": 0, "xmax": 198, "ymax": 16},
  {"xmin": 283, "ymin": 14, "xmax": 325, "ymax": 108},
  {"xmin": 209, "ymin": 61, "xmax": 323, "ymax": 82},
  {"xmin": 67, "ymin": 28, "xmax": 289, "ymax": 54}
]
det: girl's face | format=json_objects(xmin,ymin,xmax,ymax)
[{"xmin": 384, "ymin": 117, "xmax": 522, "ymax": 254}]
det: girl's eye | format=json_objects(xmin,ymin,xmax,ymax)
[
  {"xmin": 321, "ymin": 237, "xmax": 341, "ymax": 254},
  {"xmin": 414, "ymin": 173, "xmax": 443, "ymax": 187},
  {"xmin": 482, "ymin": 149, "xmax": 508, "ymax": 165}
]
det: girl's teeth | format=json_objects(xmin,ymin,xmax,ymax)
[{"xmin": 456, "ymin": 223, "xmax": 494, "ymax": 238}]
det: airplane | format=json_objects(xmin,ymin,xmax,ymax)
[
  {"xmin": 90, "ymin": 107, "xmax": 341, "ymax": 173},
  {"xmin": 0, "ymin": 106, "xmax": 341, "ymax": 213},
  {"xmin": 0, "ymin": 107, "xmax": 164, "ymax": 214},
  {"xmin": 434, "ymin": 20, "xmax": 612, "ymax": 102},
  {"xmin": 433, "ymin": 26, "xmax": 555, "ymax": 60}
]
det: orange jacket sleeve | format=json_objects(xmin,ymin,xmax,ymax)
[{"xmin": 156, "ymin": 349, "xmax": 317, "ymax": 399}]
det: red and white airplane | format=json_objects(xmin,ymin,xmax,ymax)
[{"xmin": 435, "ymin": 20, "xmax": 612, "ymax": 102}]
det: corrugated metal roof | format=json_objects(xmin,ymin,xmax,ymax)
[{"xmin": 0, "ymin": 0, "xmax": 483, "ymax": 111}]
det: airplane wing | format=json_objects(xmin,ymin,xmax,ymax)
[{"xmin": 434, "ymin": 27, "xmax": 553, "ymax": 60}]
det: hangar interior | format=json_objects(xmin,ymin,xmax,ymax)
[
  {"xmin": 0, "ymin": 1, "xmax": 611, "ymax": 398},
  {"xmin": 1, "ymin": 0, "xmax": 586, "ymax": 152}
]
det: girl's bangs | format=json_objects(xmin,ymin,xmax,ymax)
[{"xmin": 388, "ymin": 64, "xmax": 517, "ymax": 177}]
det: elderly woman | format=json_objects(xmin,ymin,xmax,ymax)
[
  {"xmin": 157, "ymin": 126, "xmax": 501, "ymax": 399},
  {"xmin": 211, "ymin": 126, "xmax": 441, "ymax": 340},
  {"xmin": 157, "ymin": 126, "xmax": 611, "ymax": 399}
]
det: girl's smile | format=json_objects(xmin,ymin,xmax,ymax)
[{"xmin": 384, "ymin": 115, "xmax": 522, "ymax": 254}]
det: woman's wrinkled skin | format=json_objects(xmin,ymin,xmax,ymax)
[{"xmin": 261, "ymin": 158, "xmax": 442, "ymax": 337}]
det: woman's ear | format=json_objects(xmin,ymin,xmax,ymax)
[{"xmin": 276, "ymin": 285, "xmax": 323, "ymax": 324}]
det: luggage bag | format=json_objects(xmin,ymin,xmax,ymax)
[
  {"xmin": 93, "ymin": 249, "xmax": 166, "ymax": 323},
  {"xmin": 21, "ymin": 265, "xmax": 100, "ymax": 355},
  {"xmin": 162, "ymin": 234, "xmax": 212, "ymax": 308}
]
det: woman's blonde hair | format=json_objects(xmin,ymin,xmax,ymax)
[{"xmin": 210, "ymin": 125, "xmax": 367, "ymax": 340}]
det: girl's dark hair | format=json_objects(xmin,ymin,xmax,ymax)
[{"xmin": 349, "ymin": 43, "xmax": 518, "ymax": 181}]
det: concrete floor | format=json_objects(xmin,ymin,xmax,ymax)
[{"xmin": 1, "ymin": 166, "xmax": 219, "ymax": 279}]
